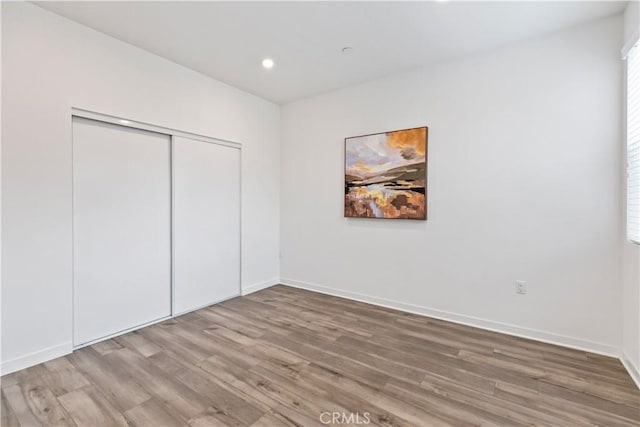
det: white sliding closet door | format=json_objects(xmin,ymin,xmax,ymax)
[
  {"xmin": 73, "ymin": 117, "xmax": 171, "ymax": 346},
  {"xmin": 173, "ymin": 136, "xmax": 240, "ymax": 315}
]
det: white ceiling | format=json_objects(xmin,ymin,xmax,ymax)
[{"xmin": 35, "ymin": 1, "xmax": 627, "ymax": 104}]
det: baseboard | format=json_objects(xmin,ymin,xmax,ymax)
[
  {"xmin": 620, "ymin": 351, "xmax": 640, "ymax": 390},
  {"xmin": 241, "ymin": 277, "xmax": 279, "ymax": 296},
  {"xmin": 1, "ymin": 342, "xmax": 72, "ymax": 376},
  {"xmin": 280, "ymin": 278, "xmax": 620, "ymax": 358}
]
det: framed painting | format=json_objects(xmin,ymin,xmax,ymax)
[{"xmin": 344, "ymin": 126, "xmax": 428, "ymax": 220}]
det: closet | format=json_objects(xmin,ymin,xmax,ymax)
[{"xmin": 72, "ymin": 115, "xmax": 240, "ymax": 347}]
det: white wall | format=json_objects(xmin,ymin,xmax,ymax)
[
  {"xmin": 281, "ymin": 15, "xmax": 624, "ymax": 356},
  {"xmin": 1, "ymin": 2, "xmax": 280, "ymax": 373},
  {"xmin": 624, "ymin": 0, "xmax": 639, "ymax": 43},
  {"xmin": 622, "ymin": 0, "xmax": 640, "ymax": 387}
]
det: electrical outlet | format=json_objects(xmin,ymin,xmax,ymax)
[{"xmin": 516, "ymin": 280, "xmax": 527, "ymax": 295}]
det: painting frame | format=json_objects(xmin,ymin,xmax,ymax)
[{"xmin": 344, "ymin": 126, "xmax": 428, "ymax": 220}]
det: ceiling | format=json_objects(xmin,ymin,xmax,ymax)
[{"xmin": 35, "ymin": 1, "xmax": 627, "ymax": 104}]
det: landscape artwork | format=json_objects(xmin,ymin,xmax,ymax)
[{"xmin": 345, "ymin": 127, "xmax": 427, "ymax": 219}]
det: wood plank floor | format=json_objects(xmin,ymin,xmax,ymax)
[{"xmin": 2, "ymin": 285, "xmax": 639, "ymax": 426}]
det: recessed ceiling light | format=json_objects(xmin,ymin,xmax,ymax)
[
  {"xmin": 342, "ymin": 47, "xmax": 353, "ymax": 54},
  {"xmin": 262, "ymin": 58, "xmax": 275, "ymax": 69},
  {"xmin": 119, "ymin": 120, "xmax": 131, "ymax": 124}
]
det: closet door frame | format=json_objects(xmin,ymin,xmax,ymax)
[{"xmin": 71, "ymin": 108, "xmax": 242, "ymax": 349}]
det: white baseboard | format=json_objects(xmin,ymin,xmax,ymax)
[
  {"xmin": 620, "ymin": 351, "xmax": 640, "ymax": 390},
  {"xmin": 1, "ymin": 342, "xmax": 72, "ymax": 376},
  {"xmin": 280, "ymin": 278, "xmax": 620, "ymax": 358},
  {"xmin": 242, "ymin": 277, "xmax": 279, "ymax": 296}
]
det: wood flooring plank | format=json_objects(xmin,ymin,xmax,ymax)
[
  {"xmin": 383, "ymin": 380, "xmax": 520, "ymax": 426},
  {"xmin": 220, "ymin": 368, "xmax": 325, "ymax": 426},
  {"xmin": 1, "ymin": 372, "xmax": 19, "ymax": 389},
  {"xmin": 494, "ymin": 381, "xmax": 639, "ymax": 427},
  {"xmin": 105, "ymin": 347, "xmax": 210, "ymax": 422},
  {"xmin": 3, "ymin": 361, "xmax": 90, "ymax": 400},
  {"xmin": 208, "ymin": 306, "xmax": 290, "ymax": 337},
  {"xmin": 413, "ymin": 376, "xmax": 562, "ymax": 426},
  {"xmin": 5, "ymin": 382, "xmax": 75, "ymax": 426},
  {"xmin": 65, "ymin": 347, "xmax": 152, "ymax": 412},
  {"xmin": 193, "ymin": 309, "xmax": 266, "ymax": 338},
  {"xmin": 187, "ymin": 408, "xmax": 234, "ymax": 427},
  {"xmin": 260, "ymin": 330, "xmax": 424, "ymax": 386},
  {"xmin": 249, "ymin": 411, "xmax": 300, "ymax": 427},
  {"xmin": 2, "ymin": 384, "xmax": 43, "ymax": 427},
  {"xmin": 43, "ymin": 358, "xmax": 75, "ymax": 373},
  {"xmin": 137, "ymin": 324, "xmax": 212, "ymax": 365},
  {"xmin": 494, "ymin": 347, "xmax": 640, "ymax": 389},
  {"xmin": 250, "ymin": 361, "xmax": 362, "ymax": 424},
  {"xmin": 200, "ymin": 367, "xmax": 325, "ymax": 427},
  {"xmin": 414, "ymin": 373, "xmax": 559, "ymax": 426},
  {"xmin": 537, "ymin": 381, "xmax": 640, "ymax": 421},
  {"xmin": 58, "ymin": 387, "xmax": 127, "ymax": 427},
  {"xmin": 154, "ymin": 321, "xmax": 262, "ymax": 371},
  {"xmin": 163, "ymin": 359, "xmax": 265, "ymax": 426},
  {"xmin": 260, "ymin": 333, "xmax": 393, "ymax": 391},
  {"xmin": 300, "ymin": 362, "xmax": 452, "ymax": 426},
  {"xmin": 90, "ymin": 339, "xmax": 123, "ymax": 356},
  {"xmin": 39, "ymin": 369, "xmax": 91, "ymax": 397},
  {"xmin": 124, "ymin": 398, "xmax": 185, "ymax": 427},
  {"xmin": 198, "ymin": 354, "xmax": 259, "ymax": 387},
  {"xmin": 114, "ymin": 330, "xmax": 162, "ymax": 358},
  {"xmin": 1, "ymin": 388, "xmax": 21, "ymax": 427},
  {"xmin": 251, "ymin": 364, "xmax": 391, "ymax": 427}
]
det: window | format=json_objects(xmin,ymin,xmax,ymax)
[{"xmin": 627, "ymin": 41, "xmax": 640, "ymax": 243}]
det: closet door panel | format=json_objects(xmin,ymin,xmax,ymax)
[
  {"xmin": 73, "ymin": 117, "xmax": 171, "ymax": 346},
  {"xmin": 173, "ymin": 136, "xmax": 240, "ymax": 315}
]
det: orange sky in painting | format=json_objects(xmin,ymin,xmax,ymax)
[
  {"xmin": 386, "ymin": 128, "xmax": 426, "ymax": 157},
  {"xmin": 345, "ymin": 127, "xmax": 427, "ymax": 178}
]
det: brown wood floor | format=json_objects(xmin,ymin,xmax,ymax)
[{"xmin": 2, "ymin": 285, "xmax": 639, "ymax": 426}]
